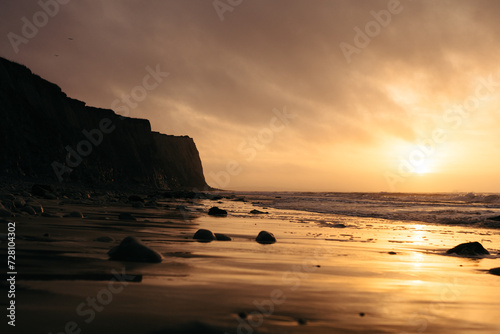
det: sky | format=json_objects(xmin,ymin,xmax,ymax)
[{"xmin": 2, "ymin": 0, "xmax": 500, "ymax": 192}]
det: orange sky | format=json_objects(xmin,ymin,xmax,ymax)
[{"xmin": 2, "ymin": 0, "xmax": 500, "ymax": 192}]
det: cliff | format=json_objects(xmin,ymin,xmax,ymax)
[{"xmin": 0, "ymin": 57, "xmax": 208, "ymax": 189}]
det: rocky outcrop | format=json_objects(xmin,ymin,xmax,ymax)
[
  {"xmin": 446, "ymin": 241, "xmax": 490, "ymax": 256},
  {"xmin": 0, "ymin": 57, "xmax": 208, "ymax": 189}
]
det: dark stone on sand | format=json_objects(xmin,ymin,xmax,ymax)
[
  {"xmin": 108, "ymin": 236, "xmax": 163, "ymax": 263},
  {"xmin": 94, "ymin": 236, "xmax": 114, "ymax": 242},
  {"xmin": 128, "ymin": 195, "xmax": 144, "ymax": 202},
  {"xmin": 256, "ymin": 231, "xmax": 276, "ymax": 244},
  {"xmin": 131, "ymin": 201, "xmax": 144, "ymax": 208},
  {"xmin": 64, "ymin": 211, "xmax": 84, "ymax": 218},
  {"xmin": 193, "ymin": 229, "xmax": 216, "ymax": 242},
  {"xmin": 487, "ymin": 215, "xmax": 500, "ymax": 221},
  {"xmin": 13, "ymin": 197, "xmax": 26, "ymax": 208},
  {"xmin": 297, "ymin": 318, "xmax": 307, "ymax": 325},
  {"xmin": 41, "ymin": 212, "xmax": 59, "ymax": 218},
  {"xmin": 0, "ymin": 193, "xmax": 15, "ymax": 201},
  {"xmin": 250, "ymin": 209, "xmax": 268, "ymax": 214},
  {"xmin": 238, "ymin": 312, "xmax": 247, "ymax": 319},
  {"xmin": 359, "ymin": 312, "xmax": 365, "ymax": 317},
  {"xmin": 446, "ymin": 241, "xmax": 490, "ymax": 256},
  {"xmin": 388, "ymin": 251, "xmax": 397, "ymax": 255},
  {"xmin": 208, "ymin": 206, "xmax": 227, "ymax": 216},
  {"xmin": 31, "ymin": 184, "xmax": 53, "ymax": 197},
  {"xmin": 119, "ymin": 212, "xmax": 137, "ymax": 221},
  {"xmin": 332, "ymin": 223, "xmax": 347, "ymax": 228},
  {"xmin": 214, "ymin": 233, "xmax": 232, "ymax": 241},
  {"xmin": 21, "ymin": 206, "xmax": 37, "ymax": 215},
  {"xmin": 43, "ymin": 192, "xmax": 57, "ymax": 200},
  {"xmin": 27, "ymin": 201, "xmax": 43, "ymax": 214},
  {"xmin": 0, "ymin": 204, "xmax": 12, "ymax": 217},
  {"xmin": 489, "ymin": 267, "xmax": 500, "ymax": 276}
]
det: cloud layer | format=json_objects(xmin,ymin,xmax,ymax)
[{"xmin": 2, "ymin": 0, "xmax": 500, "ymax": 191}]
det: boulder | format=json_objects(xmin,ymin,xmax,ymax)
[
  {"xmin": 132, "ymin": 201, "xmax": 145, "ymax": 208},
  {"xmin": 250, "ymin": 209, "xmax": 268, "ymax": 214},
  {"xmin": 256, "ymin": 231, "xmax": 276, "ymax": 244},
  {"xmin": 64, "ymin": 211, "xmax": 84, "ymax": 218},
  {"xmin": 489, "ymin": 267, "xmax": 500, "ymax": 276},
  {"xmin": 94, "ymin": 236, "xmax": 114, "ymax": 242},
  {"xmin": 193, "ymin": 229, "xmax": 216, "ymax": 242},
  {"xmin": 208, "ymin": 207, "xmax": 227, "ymax": 217},
  {"xmin": 21, "ymin": 206, "xmax": 37, "ymax": 215},
  {"xmin": 128, "ymin": 195, "xmax": 144, "ymax": 202},
  {"xmin": 108, "ymin": 236, "xmax": 163, "ymax": 263},
  {"xmin": 13, "ymin": 197, "xmax": 26, "ymax": 208},
  {"xmin": 31, "ymin": 184, "xmax": 53, "ymax": 197},
  {"xmin": 446, "ymin": 242, "xmax": 490, "ymax": 256},
  {"xmin": 26, "ymin": 201, "xmax": 43, "ymax": 214},
  {"xmin": 119, "ymin": 212, "xmax": 137, "ymax": 221},
  {"xmin": 214, "ymin": 233, "xmax": 232, "ymax": 241},
  {"xmin": 0, "ymin": 204, "xmax": 12, "ymax": 217}
]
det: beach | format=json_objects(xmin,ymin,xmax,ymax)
[{"xmin": 2, "ymin": 190, "xmax": 499, "ymax": 334}]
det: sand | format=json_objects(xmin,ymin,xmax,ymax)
[{"xmin": 2, "ymin": 192, "xmax": 500, "ymax": 334}]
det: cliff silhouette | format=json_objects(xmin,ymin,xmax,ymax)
[{"xmin": 0, "ymin": 57, "xmax": 208, "ymax": 189}]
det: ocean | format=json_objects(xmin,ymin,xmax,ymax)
[{"xmin": 232, "ymin": 191, "xmax": 500, "ymax": 228}]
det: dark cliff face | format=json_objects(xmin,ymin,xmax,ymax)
[{"xmin": 0, "ymin": 57, "xmax": 208, "ymax": 189}]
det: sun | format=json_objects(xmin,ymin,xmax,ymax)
[{"xmin": 414, "ymin": 163, "xmax": 432, "ymax": 175}]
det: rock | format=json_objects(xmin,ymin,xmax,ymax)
[
  {"xmin": 214, "ymin": 233, "xmax": 232, "ymax": 241},
  {"xmin": 64, "ymin": 211, "xmax": 84, "ymax": 218},
  {"xmin": 256, "ymin": 231, "xmax": 276, "ymax": 244},
  {"xmin": 119, "ymin": 212, "xmax": 136, "ymax": 221},
  {"xmin": 132, "ymin": 201, "xmax": 145, "ymax": 208},
  {"xmin": 0, "ymin": 204, "xmax": 12, "ymax": 217},
  {"xmin": 250, "ymin": 209, "xmax": 268, "ymax": 214},
  {"xmin": 43, "ymin": 192, "xmax": 58, "ymax": 200},
  {"xmin": 31, "ymin": 184, "xmax": 53, "ymax": 197},
  {"xmin": 21, "ymin": 206, "xmax": 37, "ymax": 215},
  {"xmin": 388, "ymin": 251, "xmax": 397, "ymax": 255},
  {"xmin": 332, "ymin": 223, "xmax": 347, "ymax": 228},
  {"xmin": 487, "ymin": 215, "xmax": 500, "ymax": 221},
  {"xmin": 446, "ymin": 242, "xmax": 490, "ymax": 256},
  {"xmin": 208, "ymin": 207, "xmax": 227, "ymax": 217},
  {"xmin": 0, "ymin": 193, "xmax": 15, "ymax": 201},
  {"xmin": 108, "ymin": 236, "xmax": 162, "ymax": 263},
  {"xmin": 26, "ymin": 201, "xmax": 43, "ymax": 214},
  {"xmin": 13, "ymin": 197, "xmax": 26, "ymax": 208},
  {"xmin": 94, "ymin": 236, "xmax": 114, "ymax": 242},
  {"xmin": 489, "ymin": 267, "xmax": 500, "ymax": 276},
  {"xmin": 128, "ymin": 195, "xmax": 144, "ymax": 202},
  {"xmin": 41, "ymin": 212, "xmax": 59, "ymax": 218},
  {"xmin": 193, "ymin": 229, "xmax": 216, "ymax": 242}
]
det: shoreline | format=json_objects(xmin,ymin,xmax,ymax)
[{"xmin": 1, "ymin": 186, "xmax": 499, "ymax": 333}]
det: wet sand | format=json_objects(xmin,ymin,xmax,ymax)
[{"xmin": 2, "ymin": 193, "xmax": 500, "ymax": 333}]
